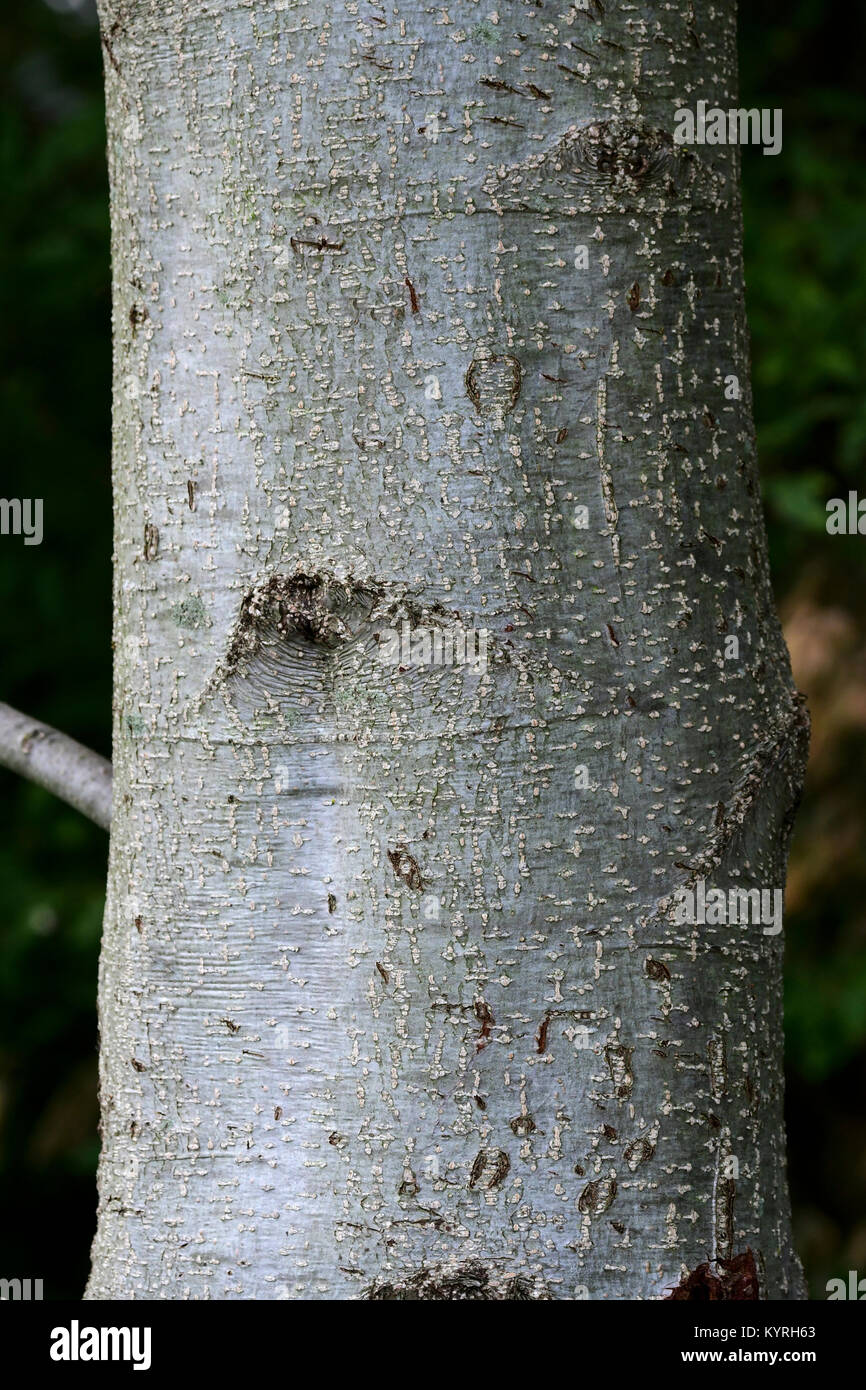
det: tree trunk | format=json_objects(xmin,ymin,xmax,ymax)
[{"xmin": 87, "ymin": 0, "xmax": 807, "ymax": 1299}]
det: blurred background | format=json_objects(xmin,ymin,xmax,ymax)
[{"xmin": 0, "ymin": 0, "xmax": 863, "ymax": 1299}]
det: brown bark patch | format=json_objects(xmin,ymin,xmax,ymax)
[{"xmin": 665, "ymin": 1250, "xmax": 760, "ymax": 1301}]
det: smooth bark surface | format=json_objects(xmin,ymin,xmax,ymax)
[{"xmin": 88, "ymin": 0, "xmax": 807, "ymax": 1299}]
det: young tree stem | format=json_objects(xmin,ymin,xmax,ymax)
[{"xmin": 0, "ymin": 701, "xmax": 111, "ymax": 831}]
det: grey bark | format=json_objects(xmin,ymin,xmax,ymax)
[
  {"xmin": 0, "ymin": 702, "xmax": 112, "ymax": 830},
  {"xmin": 86, "ymin": 0, "xmax": 807, "ymax": 1299}
]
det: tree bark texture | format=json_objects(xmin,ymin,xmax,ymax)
[{"xmin": 88, "ymin": 0, "xmax": 808, "ymax": 1299}]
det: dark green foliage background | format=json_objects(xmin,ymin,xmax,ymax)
[{"xmin": 0, "ymin": 0, "xmax": 862, "ymax": 1298}]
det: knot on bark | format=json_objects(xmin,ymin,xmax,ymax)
[
  {"xmin": 566, "ymin": 120, "xmax": 676, "ymax": 186},
  {"xmin": 465, "ymin": 349, "xmax": 523, "ymax": 425},
  {"xmin": 225, "ymin": 571, "xmax": 378, "ymax": 672},
  {"xmin": 577, "ymin": 1174, "xmax": 617, "ymax": 1215},
  {"xmin": 483, "ymin": 119, "xmax": 695, "ymax": 212}
]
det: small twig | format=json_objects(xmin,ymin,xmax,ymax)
[{"xmin": 0, "ymin": 701, "xmax": 112, "ymax": 830}]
